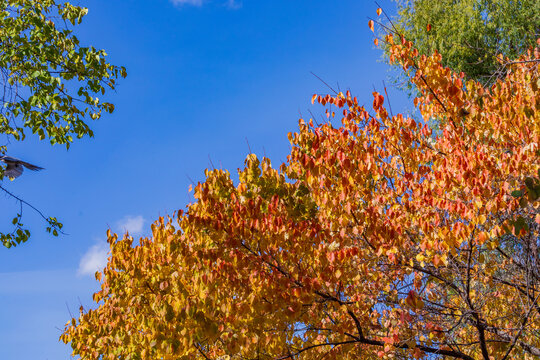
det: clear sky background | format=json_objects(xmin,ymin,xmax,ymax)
[{"xmin": 0, "ymin": 1, "xmax": 412, "ymax": 358}]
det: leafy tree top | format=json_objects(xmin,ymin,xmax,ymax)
[
  {"xmin": 0, "ymin": 0, "xmax": 126, "ymax": 248},
  {"xmin": 61, "ymin": 18, "xmax": 540, "ymax": 360},
  {"xmin": 387, "ymin": 0, "xmax": 539, "ymax": 84},
  {"xmin": 0, "ymin": 0, "xmax": 126, "ymax": 150}
]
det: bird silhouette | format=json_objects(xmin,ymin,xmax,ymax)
[{"xmin": 0, "ymin": 156, "xmax": 44, "ymax": 180}]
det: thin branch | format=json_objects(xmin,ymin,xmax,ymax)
[
  {"xmin": 502, "ymin": 59, "xmax": 540, "ymax": 66},
  {"xmin": 0, "ymin": 184, "xmax": 65, "ymax": 234},
  {"xmin": 194, "ymin": 343, "xmax": 211, "ymax": 360},
  {"xmin": 245, "ymin": 137, "xmax": 253, "ymax": 155},
  {"xmin": 310, "ymin": 72, "xmax": 338, "ymax": 94},
  {"xmin": 500, "ymin": 293, "xmax": 540, "ymax": 360},
  {"xmin": 382, "ymin": 80, "xmax": 394, "ymax": 117},
  {"xmin": 277, "ymin": 340, "xmax": 357, "ymax": 360}
]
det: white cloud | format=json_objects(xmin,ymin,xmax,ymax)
[
  {"xmin": 169, "ymin": 0, "xmax": 241, "ymax": 8},
  {"xmin": 225, "ymin": 0, "xmax": 242, "ymax": 9},
  {"xmin": 78, "ymin": 215, "xmax": 144, "ymax": 277},
  {"xmin": 170, "ymin": 0, "xmax": 204, "ymax": 6},
  {"xmin": 116, "ymin": 215, "xmax": 144, "ymax": 235},
  {"xmin": 78, "ymin": 240, "xmax": 109, "ymax": 277}
]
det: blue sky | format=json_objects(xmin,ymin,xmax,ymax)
[{"xmin": 0, "ymin": 0, "xmax": 410, "ymax": 358}]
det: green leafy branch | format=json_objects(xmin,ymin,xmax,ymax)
[
  {"xmin": 0, "ymin": 181, "xmax": 64, "ymax": 248},
  {"xmin": 0, "ymin": 0, "xmax": 127, "ymax": 148}
]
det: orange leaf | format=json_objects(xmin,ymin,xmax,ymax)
[
  {"xmin": 368, "ymin": 20, "xmax": 374, "ymax": 32},
  {"xmin": 477, "ymin": 231, "xmax": 488, "ymax": 244},
  {"xmin": 376, "ymin": 8, "xmax": 382, "ymax": 16},
  {"xmin": 374, "ymin": 38, "xmax": 379, "ymax": 46},
  {"xmin": 426, "ymin": 24, "xmax": 432, "ymax": 32}
]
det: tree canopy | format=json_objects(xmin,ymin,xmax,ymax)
[
  {"xmin": 387, "ymin": 0, "xmax": 539, "ymax": 84},
  {"xmin": 0, "ymin": 0, "xmax": 126, "ymax": 247},
  {"xmin": 61, "ymin": 16, "xmax": 540, "ymax": 360},
  {"xmin": 0, "ymin": 0, "xmax": 126, "ymax": 147}
]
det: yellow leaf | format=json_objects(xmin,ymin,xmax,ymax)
[{"xmin": 477, "ymin": 214, "xmax": 487, "ymax": 224}]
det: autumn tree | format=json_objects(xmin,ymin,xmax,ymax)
[
  {"xmin": 0, "ymin": 0, "xmax": 126, "ymax": 247},
  {"xmin": 385, "ymin": 0, "xmax": 539, "ymax": 84},
  {"xmin": 62, "ymin": 15, "xmax": 540, "ymax": 360}
]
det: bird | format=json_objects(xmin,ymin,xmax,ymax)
[{"xmin": 0, "ymin": 155, "xmax": 44, "ymax": 180}]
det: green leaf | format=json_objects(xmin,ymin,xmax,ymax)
[{"xmin": 511, "ymin": 190, "xmax": 523, "ymax": 197}]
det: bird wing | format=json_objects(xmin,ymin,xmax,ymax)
[
  {"xmin": 0, "ymin": 156, "xmax": 43, "ymax": 171},
  {"xmin": 0, "ymin": 156, "xmax": 43, "ymax": 178},
  {"xmin": 20, "ymin": 161, "xmax": 44, "ymax": 171},
  {"xmin": 0, "ymin": 156, "xmax": 19, "ymax": 163}
]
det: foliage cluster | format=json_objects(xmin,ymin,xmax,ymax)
[
  {"xmin": 388, "ymin": 0, "xmax": 539, "ymax": 84},
  {"xmin": 61, "ymin": 15, "xmax": 540, "ymax": 360},
  {"xmin": 0, "ymin": 0, "xmax": 126, "ymax": 247}
]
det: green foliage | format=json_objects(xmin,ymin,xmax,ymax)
[
  {"xmin": 0, "ymin": 0, "xmax": 126, "ymax": 149},
  {"xmin": 0, "ymin": 215, "xmax": 30, "ymax": 248},
  {"xmin": 388, "ymin": 0, "xmax": 539, "ymax": 84},
  {"xmin": 0, "ymin": 0, "xmax": 126, "ymax": 247}
]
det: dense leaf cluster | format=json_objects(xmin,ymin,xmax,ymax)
[
  {"xmin": 0, "ymin": 0, "xmax": 126, "ymax": 149},
  {"xmin": 388, "ymin": 0, "xmax": 539, "ymax": 84},
  {"xmin": 61, "ymin": 17, "xmax": 540, "ymax": 360}
]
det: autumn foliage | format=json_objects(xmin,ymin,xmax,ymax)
[{"xmin": 62, "ymin": 19, "xmax": 540, "ymax": 360}]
